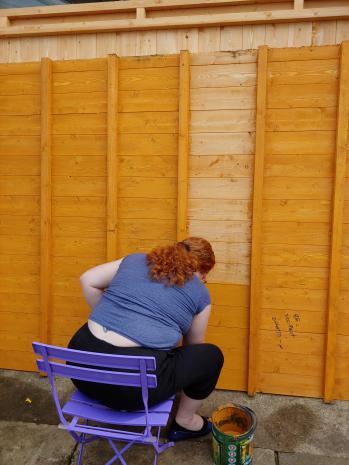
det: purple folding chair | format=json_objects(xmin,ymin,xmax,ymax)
[{"xmin": 32, "ymin": 342, "xmax": 175, "ymax": 465}]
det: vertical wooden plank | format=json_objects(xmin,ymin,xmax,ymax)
[
  {"xmin": 40, "ymin": 57, "xmax": 52, "ymax": 344},
  {"xmin": 157, "ymin": 30, "xmax": 178, "ymax": 55},
  {"xmin": 135, "ymin": 31, "xmax": 157, "ymax": 56},
  {"xmin": 0, "ymin": 38, "xmax": 10, "ymax": 62},
  {"xmin": 242, "ymin": 25, "xmax": 266, "ymax": 49},
  {"xmin": 119, "ymin": 31, "xmax": 137, "ymax": 56},
  {"xmin": 198, "ymin": 27, "xmax": 220, "ymax": 52},
  {"xmin": 288, "ymin": 22, "xmax": 312, "ymax": 47},
  {"xmin": 312, "ymin": 21, "xmax": 337, "ymax": 46},
  {"xmin": 220, "ymin": 26, "xmax": 243, "ymax": 51},
  {"xmin": 324, "ymin": 41, "xmax": 349, "ymax": 403},
  {"xmin": 336, "ymin": 20, "xmax": 349, "ymax": 44},
  {"xmin": 107, "ymin": 55, "xmax": 119, "ymax": 261},
  {"xmin": 265, "ymin": 24, "xmax": 289, "ymax": 48},
  {"xmin": 248, "ymin": 45, "xmax": 268, "ymax": 396},
  {"xmin": 177, "ymin": 29, "xmax": 199, "ymax": 53},
  {"xmin": 0, "ymin": 17, "xmax": 9, "ymax": 28},
  {"xmin": 57, "ymin": 35, "xmax": 77, "ymax": 60},
  {"xmin": 177, "ymin": 50, "xmax": 190, "ymax": 241},
  {"xmin": 97, "ymin": 32, "xmax": 118, "ymax": 57},
  {"xmin": 136, "ymin": 7, "xmax": 146, "ymax": 19},
  {"xmin": 77, "ymin": 33, "xmax": 97, "ymax": 59},
  {"xmin": 8, "ymin": 38, "xmax": 21, "ymax": 62},
  {"xmin": 19, "ymin": 37, "xmax": 40, "ymax": 61},
  {"xmin": 294, "ymin": 0, "xmax": 304, "ymax": 9},
  {"xmin": 39, "ymin": 36, "xmax": 59, "ymax": 60}
]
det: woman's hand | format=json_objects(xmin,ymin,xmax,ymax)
[{"xmin": 80, "ymin": 258, "xmax": 123, "ymax": 309}]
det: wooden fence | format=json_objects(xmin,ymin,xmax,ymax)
[
  {"xmin": 0, "ymin": 42, "xmax": 348, "ymax": 402},
  {"xmin": 1, "ymin": 0, "xmax": 349, "ymax": 63}
]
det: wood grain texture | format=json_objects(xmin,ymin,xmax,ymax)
[
  {"xmin": 248, "ymin": 45, "xmax": 268, "ymax": 395},
  {"xmin": 106, "ymin": 54, "xmax": 118, "ymax": 261},
  {"xmin": 40, "ymin": 57, "xmax": 52, "ymax": 345},
  {"xmin": 324, "ymin": 41, "xmax": 349, "ymax": 403},
  {"xmin": 177, "ymin": 50, "xmax": 190, "ymax": 241}
]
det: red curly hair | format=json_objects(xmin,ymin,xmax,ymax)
[{"xmin": 147, "ymin": 237, "xmax": 215, "ymax": 286}]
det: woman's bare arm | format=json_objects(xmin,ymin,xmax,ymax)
[
  {"xmin": 80, "ymin": 258, "xmax": 123, "ymax": 309},
  {"xmin": 182, "ymin": 305, "xmax": 211, "ymax": 345}
]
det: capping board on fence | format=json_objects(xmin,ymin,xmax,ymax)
[{"xmin": 1, "ymin": 44, "xmax": 349, "ymax": 401}]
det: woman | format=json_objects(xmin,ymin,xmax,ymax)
[{"xmin": 68, "ymin": 237, "xmax": 224, "ymax": 441}]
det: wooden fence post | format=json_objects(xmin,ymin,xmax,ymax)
[
  {"xmin": 324, "ymin": 41, "xmax": 349, "ymax": 403},
  {"xmin": 177, "ymin": 50, "xmax": 190, "ymax": 241},
  {"xmin": 106, "ymin": 54, "xmax": 119, "ymax": 261},
  {"xmin": 40, "ymin": 57, "xmax": 52, "ymax": 344},
  {"xmin": 248, "ymin": 45, "xmax": 268, "ymax": 396}
]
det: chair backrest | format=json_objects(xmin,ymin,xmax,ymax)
[
  {"xmin": 33, "ymin": 342, "xmax": 157, "ymax": 387},
  {"xmin": 32, "ymin": 342, "xmax": 157, "ymax": 425}
]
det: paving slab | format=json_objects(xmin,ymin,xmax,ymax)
[
  {"xmin": 0, "ymin": 369, "xmax": 74, "ymax": 425},
  {"xmin": 279, "ymin": 452, "xmax": 349, "ymax": 465},
  {"xmin": 71, "ymin": 438, "xmax": 275, "ymax": 465},
  {"xmin": 253, "ymin": 448, "xmax": 276, "ymax": 465},
  {"xmin": 0, "ymin": 421, "xmax": 76, "ymax": 465},
  {"xmin": 2, "ymin": 369, "xmax": 349, "ymax": 463},
  {"xmin": 202, "ymin": 390, "xmax": 349, "ymax": 458}
]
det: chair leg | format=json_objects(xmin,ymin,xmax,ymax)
[
  {"xmin": 76, "ymin": 436, "xmax": 85, "ymax": 465},
  {"xmin": 105, "ymin": 439, "xmax": 128, "ymax": 465},
  {"xmin": 153, "ymin": 427, "xmax": 161, "ymax": 465}
]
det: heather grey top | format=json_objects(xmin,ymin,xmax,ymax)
[{"xmin": 89, "ymin": 253, "xmax": 211, "ymax": 349}]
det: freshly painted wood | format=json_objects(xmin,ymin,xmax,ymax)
[
  {"xmin": 120, "ymin": 67, "xmax": 179, "ymax": 91},
  {"xmin": 40, "ymin": 57, "xmax": 52, "ymax": 345},
  {"xmin": 119, "ymin": 112, "xmax": 178, "ymax": 134},
  {"xmin": 263, "ymin": 199, "xmax": 331, "ymax": 223},
  {"xmin": 106, "ymin": 55, "xmax": 118, "ymax": 261},
  {"xmin": 1, "ymin": 48, "xmax": 349, "ymax": 401},
  {"xmin": 268, "ymin": 45, "xmax": 340, "ymax": 62},
  {"xmin": 324, "ymin": 41, "xmax": 349, "ymax": 403},
  {"xmin": 248, "ymin": 45, "xmax": 268, "ymax": 396},
  {"xmin": 266, "ymin": 107, "xmax": 337, "ymax": 131},
  {"xmin": 268, "ymin": 59, "xmax": 339, "ymax": 86},
  {"xmin": 119, "ymin": 89, "xmax": 178, "ymax": 112}
]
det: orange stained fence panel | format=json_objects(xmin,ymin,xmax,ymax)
[{"xmin": 1, "ymin": 44, "xmax": 349, "ymax": 402}]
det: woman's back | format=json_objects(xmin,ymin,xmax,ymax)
[{"xmin": 89, "ymin": 253, "xmax": 210, "ymax": 349}]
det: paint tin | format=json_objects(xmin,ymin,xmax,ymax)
[{"xmin": 212, "ymin": 404, "xmax": 257, "ymax": 465}]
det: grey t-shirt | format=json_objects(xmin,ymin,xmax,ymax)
[{"xmin": 89, "ymin": 253, "xmax": 211, "ymax": 349}]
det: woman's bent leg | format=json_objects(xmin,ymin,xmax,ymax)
[
  {"xmin": 175, "ymin": 393, "xmax": 204, "ymax": 430},
  {"xmin": 170, "ymin": 343, "xmax": 224, "ymax": 429}
]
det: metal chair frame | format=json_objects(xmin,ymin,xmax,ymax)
[{"xmin": 32, "ymin": 342, "xmax": 174, "ymax": 465}]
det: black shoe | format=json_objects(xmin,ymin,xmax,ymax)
[{"xmin": 167, "ymin": 416, "xmax": 212, "ymax": 442}]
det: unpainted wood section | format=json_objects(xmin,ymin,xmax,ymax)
[
  {"xmin": 40, "ymin": 57, "xmax": 52, "ymax": 345},
  {"xmin": 107, "ymin": 55, "xmax": 118, "ymax": 261},
  {"xmin": 248, "ymin": 45, "xmax": 268, "ymax": 396},
  {"xmin": 312, "ymin": 21, "xmax": 337, "ymax": 46},
  {"xmin": 324, "ymin": 41, "xmax": 349, "ymax": 403},
  {"xmin": 2, "ymin": 7, "xmax": 349, "ymax": 38},
  {"xmin": 0, "ymin": 26, "xmax": 344, "ymax": 65},
  {"xmin": 177, "ymin": 50, "xmax": 190, "ymax": 241}
]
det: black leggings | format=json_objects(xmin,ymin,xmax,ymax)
[{"xmin": 68, "ymin": 323, "xmax": 224, "ymax": 410}]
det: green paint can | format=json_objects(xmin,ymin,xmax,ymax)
[{"xmin": 212, "ymin": 404, "xmax": 257, "ymax": 465}]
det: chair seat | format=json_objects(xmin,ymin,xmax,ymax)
[{"xmin": 62, "ymin": 389, "xmax": 174, "ymax": 426}]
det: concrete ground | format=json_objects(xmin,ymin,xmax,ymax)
[{"xmin": 1, "ymin": 369, "xmax": 349, "ymax": 465}]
